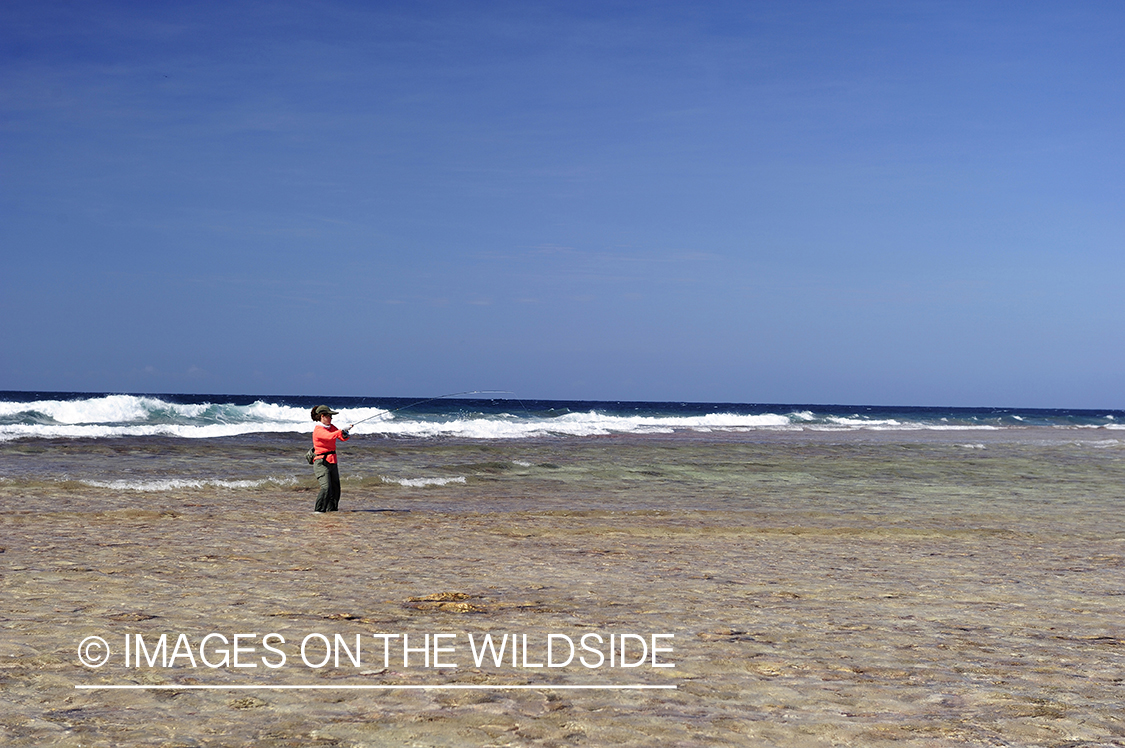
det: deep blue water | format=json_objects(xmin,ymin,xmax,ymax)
[{"xmin": 1, "ymin": 391, "xmax": 1122, "ymax": 441}]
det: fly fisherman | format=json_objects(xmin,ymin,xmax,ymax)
[{"xmin": 310, "ymin": 405, "xmax": 354, "ymax": 513}]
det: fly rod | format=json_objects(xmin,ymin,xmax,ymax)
[{"xmin": 347, "ymin": 390, "xmax": 513, "ymax": 428}]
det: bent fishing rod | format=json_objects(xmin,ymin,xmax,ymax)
[{"xmin": 347, "ymin": 390, "xmax": 513, "ymax": 428}]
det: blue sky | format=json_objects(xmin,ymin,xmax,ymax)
[{"xmin": 3, "ymin": 1, "xmax": 1123, "ymax": 407}]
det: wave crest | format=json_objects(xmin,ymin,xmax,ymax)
[{"xmin": 1, "ymin": 394, "xmax": 1121, "ymax": 441}]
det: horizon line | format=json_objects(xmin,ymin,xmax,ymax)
[{"xmin": 2, "ymin": 388, "xmax": 1122, "ymax": 413}]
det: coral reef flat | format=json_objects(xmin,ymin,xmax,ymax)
[{"xmin": 2, "ymin": 432, "xmax": 1123, "ymax": 746}]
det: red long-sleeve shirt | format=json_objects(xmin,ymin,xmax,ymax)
[{"xmin": 312, "ymin": 423, "xmax": 348, "ymax": 464}]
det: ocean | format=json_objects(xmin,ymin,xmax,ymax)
[
  {"xmin": 2, "ymin": 391, "xmax": 1123, "ymax": 441},
  {"xmin": 2, "ymin": 390, "xmax": 1123, "ymax": 745},
  {"xmin": 2, "ymin": 390, "xmax": 1123, "ymax": 502}
]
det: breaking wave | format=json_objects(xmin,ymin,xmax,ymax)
[{"xmin": 1, "ymin": 392, "xmax": 1121, "ymax": 441}]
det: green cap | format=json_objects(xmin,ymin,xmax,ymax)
[{"xmin": 313, "ymin": 405, "xmax": 339, "ymax": 417}]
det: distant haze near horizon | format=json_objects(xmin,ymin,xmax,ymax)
[{"xmin": 3, "ymin": 2, "xmax": 1122, "ymax": 409}]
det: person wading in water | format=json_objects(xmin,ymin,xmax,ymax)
[{"xmin": 310, "ymin": 405, "xmax": 354, "ymax": 513}]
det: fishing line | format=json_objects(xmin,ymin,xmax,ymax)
[{"xmin": 348, "ymin": 390, "xmax": 513, "ymax": 428}]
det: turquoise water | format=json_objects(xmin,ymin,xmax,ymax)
[
  {"xmin": 2, "ymin": 410, "xmax": 1123, "ymax": 746},
  {"xmin": 4, "ymin": 429, "xmax": 1122, "ymax": 541}
]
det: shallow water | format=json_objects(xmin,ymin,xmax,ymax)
[{"xmin": 1, "ymin": 429, "xmax": 1123, "ymax": 746}]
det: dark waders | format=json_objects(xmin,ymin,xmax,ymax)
[{"xmin": 314, "ymin": 459, "xmax": 341, "ymax": 512}]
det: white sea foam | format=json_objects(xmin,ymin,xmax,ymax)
[
  {"xmin": 828, "ymin": 416, "xmax": 905, "ymax": 428},
  {"xmin": 352, "ymin": 410, "xmax": 797, "ymax": 439},
  {"xmin": 0, "ymin": 422, "xmax": 308, "ymax": 441},
  {"xmin": 0, "ymin": 395, "xmax": 394, "ymax": 441},
  {"xmin": 822, "ymin": 416, "xmax": 999, "ymax": 431},
  {"xmin": 0, "ymin": 394, "xmax": 153, "ymax": 424},
  {"xmin": 380, "ymin": 476, "xmax": 467, "ymax": 488},
  {"xmin": 0, "ymin": 395, "xmax": 1118, "ymax": 440},
  {"xmin": 78, "ymin": 477, "xmax": 297, "ymax": 491}
]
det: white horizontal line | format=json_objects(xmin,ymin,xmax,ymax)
[{"xmin": 76, "ymin": 684, "xmax": 677, "ymax": 691}]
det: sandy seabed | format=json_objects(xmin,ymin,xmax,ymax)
[{"xmin": 1, "ymin": 432, "xmax": 1123, "ymax": 747}]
